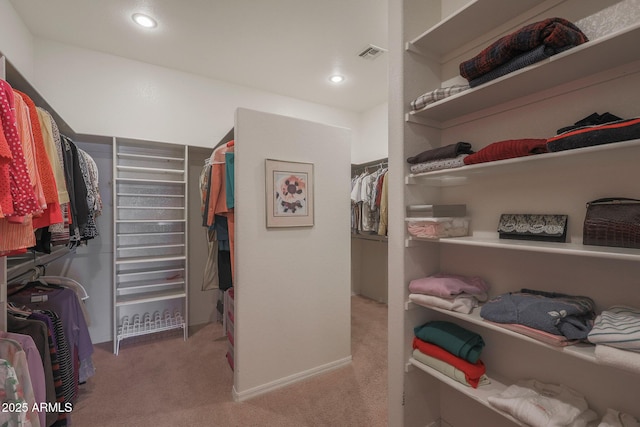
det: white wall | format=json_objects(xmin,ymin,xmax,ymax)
[
  {"xmin": 0, "ymin": 0, "xmax": 35, "ymax": 80},
  {"xmin": 30, "ymin": 39, "xmax": 362, "ymax": 151},
  {"xmin": 234, "ymin": 108, "xmax": 352, "ymax": 400},
  {"xmin": 353, "ymin": 101, "xmax": 389, "ymax": 164},
  {"xmin": 441, "ymin": 0, "xmax": 471, "ymax": 19}
]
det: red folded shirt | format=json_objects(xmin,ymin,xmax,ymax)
[
  {"xmin": 413, "ymin": 336, "xmax": 486, "ymax": 388},
  {"xmin": 464, "ymin": 138, "xmax": 547, "ymax": 165}
]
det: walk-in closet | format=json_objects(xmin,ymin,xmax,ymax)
[{"xmin": 351, "ymin": 158, "xmax": 388, "ymax": 304}]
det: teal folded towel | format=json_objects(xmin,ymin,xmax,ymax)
[{"xmin": 414, "ymin": 320, "xmax": 485, "ymax": 363}]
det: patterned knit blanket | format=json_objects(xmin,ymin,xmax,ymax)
[{"xmin": 459, "ymin": 17, "xmax": 588, "ymax": 81}]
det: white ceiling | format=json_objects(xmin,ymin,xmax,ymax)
[{"xmin": 9, "ymin": 0, "xmax": 389, "ymax": 113}]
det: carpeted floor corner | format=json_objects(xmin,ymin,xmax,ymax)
[{"xmin": 71, "ymin": 295, "xmax": 388, "ymax": 427}]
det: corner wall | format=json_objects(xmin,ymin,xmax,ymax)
[{"xmin": 233, "ymin": 108, "xmax": 352, "ymax": 399}]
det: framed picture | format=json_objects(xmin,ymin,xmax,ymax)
[{"xmin": 265, "ymin": 159, "xmax": 314, "ymax": 228}]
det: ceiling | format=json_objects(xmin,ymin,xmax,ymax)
[{"xmin": 9, "ymin": 0, "xmax": 389, "ymax": 113}]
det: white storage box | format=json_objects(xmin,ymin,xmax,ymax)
[{"xmin": 405, "ymin": 217, "xmax": 470, "ymax": 239}]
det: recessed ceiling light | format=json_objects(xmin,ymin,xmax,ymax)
[
  {"xmin": 329, "ymin": 74, "xmax": 345, "ymax": 84},
  {"xmin": 132, "ymin": 13, "xmax": 157, "ymax": 28}
]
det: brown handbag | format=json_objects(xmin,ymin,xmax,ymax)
[{"xmin": 583, "ymin": 198, "xmax": 640, "ymax": 249}]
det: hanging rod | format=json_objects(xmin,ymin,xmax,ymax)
[{"xmin": 6, "ymin": 246, "xmax": 75, "ymax": 283}]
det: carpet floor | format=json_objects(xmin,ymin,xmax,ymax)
[{"xmin": 71, "ymin": 295, "xmax": 388, "ymax": 427}]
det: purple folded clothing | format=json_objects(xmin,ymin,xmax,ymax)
[{"xmin": 547, "ymin": 117, "xmax": 640, "ymax": 152}]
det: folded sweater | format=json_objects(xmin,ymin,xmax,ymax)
[
  {"xmin": 414, "ymin": 320, "xmax": 485, "ymax": 363},
  {"xmin": 460, "ymin": 17, "xmax": 588, "ymax": 81},
  {"xmin": 480, "ymin": 289, "xmax": 595, "ymax": 340},
  {"xmin": 463, "ymin": 138, "xmax": 547, "ymax": 165},
  {"xmin": 412, "ymin": 337, "xmax": 486, "ymax": 388}
]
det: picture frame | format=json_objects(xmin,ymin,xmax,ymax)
[{"xmin": 265, "ymin": 159, "xmax": 314, "ymax": 228}]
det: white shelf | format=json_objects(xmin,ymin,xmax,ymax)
[
  {"xmin": 117, "ymin": 152, "xmax": 184, "ymax": 162},
  {"xmin": 115, "ymin": 311, "xmax": 186, "ymax": 355},
  {"xmin": 117, "ymin": 193, "xmax": 184, "ymax": 198},
  {"xmin": 117, "ymin": 243, "xmax": 185, "ymax": 251},
  {"xmin": 116, "ymin": 206, "xmax": 184, "ymax": 210},
  {"xmin": 116, "ymin": 219, "xmax": 186, "ymax": 224},
  {"xmin": 406, "ymin": 138, "xmax": 640, "ymax": 186},
  {"xmin": 439, "ymin": 235, "xmax": 640, "ymax": 262},
  {"xmin": 406, "ymin": 302, "xmax": 597, "ymax": 363},
  {"xmin": 116, "ymin": 267, "xmax": 184, "ymax": 278},
  {"xmin": 116, "ymin": 289, "xmax": 186, "ymax": 306},
  {"xmin": 117, "ymin": 232, "xmax": 184, "ymax": 238},
  {"xmin": 115, "ymin": 255, "xmax": 186, "ymax": 265},
  {"xmin": 407, "ymin": 24, "xmax": 640, "ymax": 125},
  {"xmin": 117, "ymin": 165, "xmax": 184, "ymax": 174},
  {"xmin": 408, "ymin": 358, "xmax": 526, "ymax": 426},
  {"xmin": 117, "ymin": 278, "xmax": 185, "ymax": 293},
  {"xmin": 116, "ymin": 177, "xmax": 186, "ymax": 184},
  {"xmin": 406, "ymin": 0, "xmax": 551, "ymax": 59}
]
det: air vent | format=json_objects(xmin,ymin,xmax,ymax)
[{"xmin": 358, "ymin": 44, "xmax": 387, "ymax": 60}]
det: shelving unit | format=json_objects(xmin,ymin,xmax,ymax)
[
  {"xmin": 113, "ymin": 138, "xmax": 189, "ymax": 355},
  {"xmin": 389, "ymin": 1, "xmax": 640, "ymax": 426}
]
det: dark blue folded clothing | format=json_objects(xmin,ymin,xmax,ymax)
[
  {"xmin": 480, "ymin": 289, "xmax": 595, "ymax": 340},
  {"xmin": 414, "ymin": 320, "xmax": 485, "ymax": 364},
  {"xmin": 556, "ymin": 112, "xmax": 623, "ymax": 134},
  {"xmin": 469, "ymin": 44, "xmax": 574, "ymax": 88},
  {"xmin": 547, "ymin": 117, "xmax": 640, "ymax": 152}
]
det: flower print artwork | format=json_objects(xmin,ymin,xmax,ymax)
[
  {"xmin": 275, "ymin": 173, "xmax": 308, "ymax": 215},
  {"xmin": 265, "ymin": 159, "xmax": 314, "ymax": 227}
]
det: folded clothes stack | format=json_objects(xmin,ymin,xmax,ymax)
[
  {"xmin": 459, "ymin": 17, "xmax": 589, "ymax": 87},
  {"xmin": 412, "ymin": 320, "xmax": 487, "ymax": 388},
  {"xmin": 408, "ymin": 273, "xmax": 489, "ymax": 314},
  {"xmin": 406, "ymin": 142, "xmax": 474, "ymax": 174}
]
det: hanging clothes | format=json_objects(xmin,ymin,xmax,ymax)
[
  {"xmin": 9, "ymin": 282, "xmax": 95, "ymax": 411},
  {"xmin": 0, "ymin": 79, "xmax": 101, "ymax": 256},
  {"xmin": 201, "ymin": 140, "xmax": 235, "ymax": 291}
]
